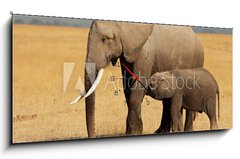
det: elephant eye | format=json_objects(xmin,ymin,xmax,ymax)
[
  {"xmin": 102, "ymin": 35, "xmax": 114, "ymax": 43},
  {"xmin": 101, "ymin": 37, "xmax": 106, "ymax": 43}
]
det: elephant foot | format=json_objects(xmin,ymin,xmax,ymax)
[
  {"xmin": 184, "ymin": 111, "xmax": 195, "ymax": 132},
  {"xmin": 154, "ymin": 124, "xmax": 171, "ymax": 134},
  {"xmin": 126, "ymin": 120, "xmax": 143, "ymax": 135},
  {"xmin": 184, "ymin": 126, "xmax": 193, "ymax": 132},
  {"xmin": 126, "ymin": 128, "xmax": 143, "ymax": 136}
]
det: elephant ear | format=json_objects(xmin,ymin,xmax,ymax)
[
  {"xmin": 121, "ymin": 22, "xmax": 153, "ymax": 63},
  {"xmin": 157, "ymin": 72, "xmax": 177, "ymax": 99}
]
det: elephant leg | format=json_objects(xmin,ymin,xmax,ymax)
[
  {"xmin": 121, "ymin": 74, "xmax": 143, "ymax": 135},
  {"xmin": 120, "ymin": 57, "xmax": 144, "ymax": 135},
  {"xmin": 178, "ymin": 110, "xmax": 184, "ymax": 132},
  {"xmin": 184, "ymin": 111, "xmax": 195, "ymax": 131},
  {"xmin": 126, "ymin": 89, "xmax": 145, "ymax": 135},
  {"xmin": 120, "ymin": 54, "xmax": 133, "ymax": 102},
  {"xmin": 126, "ymin": 72, "xmax": 148, "ymax": 135},
  {"xmin": 120, "ymin": 53, "xmax": 152, "ymax": 135},
  {"xmin": 155, "ymin": 98, "xmax": 172, "ymax": 133},
  {"xmin": 206, "ymin": 99, "xmax": 218, "ymax": 130},
  {"xmin": 171, "ymin": 93, "xmax": 183, "ymax": 132},
  {"xmin": 209, "ymin": 117, "xmax": 218, "ymax": 130},
  {"xmin": 171, "ymin": 107, "xmax": 183, "ymax": 132}
]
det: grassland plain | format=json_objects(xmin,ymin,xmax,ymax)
[{"xmin": 13, "ymin": 24, "xmax": 232, "ymax": 143}]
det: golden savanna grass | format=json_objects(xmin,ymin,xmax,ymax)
[{"xmin": 13, "ymin": 24, "xmax": 232, "ymax": 143}]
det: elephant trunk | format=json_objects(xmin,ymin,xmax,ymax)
[
  {"xmin": 70, "ymin": 64, "xmax": 104, "ymax": 137},
  {"xmin": 84, "ymin": 59, "xmax": 105, "ymax": 138},
  {"xmin": 85, "ymin": 68, "xmax": 96, "ymax": 138}
]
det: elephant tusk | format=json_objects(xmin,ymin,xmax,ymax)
[
  {"xmin": 69, "ymin": 68, "xmax": 104, "ymax": 105},
  {"xmin": 70, "ymin": 94, "xmax": 83, "ymax": 105},
  {"xmin": 70, "ymin": 89, "xmax": 85, "ymax": 105},
  {"xmin": 84, "ymin": 68, "xmax": 104, "ymax": 98}
]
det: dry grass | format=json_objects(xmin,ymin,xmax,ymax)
[{"xmin": 13, "ymin": 24, "xmax": 232, "ymax": 143}]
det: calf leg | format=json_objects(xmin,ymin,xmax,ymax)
[
  {"xmin": 155, "ymin": 99, "xmax": 172, "ymax": 133},
  {"xmin": 205, "ymin": 99, "xmax": 218, "ymax": 130},
  {"xmin": 171, "ymin": 93, "xmax": 184, "ymax": 132},
  {"xmin": 184, "ymin": 111, "xmax": 195, "ymax": 131}
]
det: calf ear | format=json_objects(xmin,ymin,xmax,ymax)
[
  {"xmin": 158, "ymin": 73, "xmax": 177, "ymax": 98},
  {"xmin": 120, "ymin": 22, "xmax": 153, "ymax": 63}
]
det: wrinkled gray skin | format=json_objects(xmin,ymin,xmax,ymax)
[
  {"xmin": 148, "ymin": 68, "xmax": 220, "ymax": 132},
  {"xmin": 84, "ymin": 20, "xmax": 204, "ymax": 137}
]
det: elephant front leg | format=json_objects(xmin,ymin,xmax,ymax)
[
  {"xmin": 120, "ymin": 56, "xmax": 143, "ymax": 135},
  {"xmin": 126, "ymin": 102, "xmax": 143, "ymax": 135},
  {"xmin": 126, "ymin": 86, "xmax": 145, "ymax": 135},
  {"xmin": 170, "ymin": 93, "xmax": 184, "ymax": 132},
  {"xmin": 155, "ymin": 99, "xmax": 172, "ymax": 133},
  {"xmin": 121, "ymin": 52, "xmax": 152, "ymax": 135}
]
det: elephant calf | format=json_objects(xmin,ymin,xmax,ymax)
[{"xmin": 147, "ymin": 68, "xmax": 220, "ymax": 132}]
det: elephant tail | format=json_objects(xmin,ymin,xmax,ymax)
[{"xmin": 217, "ymin": 89, "xmax": 220, "ymax": 120}]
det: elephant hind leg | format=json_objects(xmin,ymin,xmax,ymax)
[
  {"xmin": 155, "ymin": 99, "xmax": 172, "ymax": 133},
  {"xmin": 178, "ymin": 112, "xmax": 184, "ymax": 132},
  {"xmin": 184, "ymin": 111, "xmax": 195, "ymax": 131},
  {"xmin": 209, "ymin": 118, "xmax": 218, "ymax": 130},
  {"xmin": 205, "ymin": 99, "xmax": 218, "ymax": 130}
]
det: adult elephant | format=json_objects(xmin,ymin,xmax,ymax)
[{"xmin": 71, "ymin": 20, "xmax": 204, "ymax": 138}]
